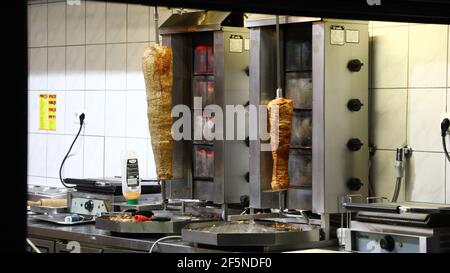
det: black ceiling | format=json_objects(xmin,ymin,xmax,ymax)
[{"xmin": 104, "ymin": 0, "xmax": 450, "ymax": 24}]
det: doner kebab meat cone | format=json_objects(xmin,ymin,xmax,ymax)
[
  {"xmin": 142, "ymin": 44, "xmax": 173, "ymax": 180},
  {"xmin": 267, "ymin": 97, "xmax": 293, "ymax": 190}
]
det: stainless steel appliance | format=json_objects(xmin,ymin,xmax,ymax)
[
  {"xmin": 246, "ymin": 16, "xmax": 369, "ymax": 240},
  {"xmin": 343, "ymin": 202, "xmax": 450, "ymax": 253},
  {"xmin": 66, "ymin": 177, "xmax": 161, "ymax": 216},
  {"xmin": 159, "ymin": 11, "xmax": 250, "ymax": 208}
]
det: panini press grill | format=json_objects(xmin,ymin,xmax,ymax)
[
  {"xmin": 343, "ymin": 202, "xmax": 450, "ymax": 227},
  {"xmin": 343, "ymin": 202, "xmax": 450, "ymax": 253},
  {"xmin": 64, "ymin": 177, "xmax": 161, "ymax": 195},
  {"xmin": 65, "ymin": 177, "xmax": 161, "ymax": 216}
]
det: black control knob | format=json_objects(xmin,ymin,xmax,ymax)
[
  {"xmin": 347, "ymin": 99, "xmax": 364, "ymax": 112},
  {"xmin": 245, "ymin": 172, "xmax": 250, "ymax": 182},
  {"xmin": 84, "ymin": 200, "xmax": 94, "ymax": 212},
  {"xmin": 245, "ymin": 136, "xmax": 250, "ymax": 147},
  {"xmin": 240, "ymin": 195, "xmax": 250, "ymax": 207},
  {"xmin": 244, "ymin": 66, "xmax": 250, "ymax": 76},
  {"xmin": 380, "ymin": 235, "xmax": 395, "ymax": 252},
  {"xmin": 347, "ymin": 138, "xmax": 363, "ymax": 151},
  {"xmin": 347, "ymin": 178, "xmax": 363, "ymax": 191},
  {"xmin": 347, "ymin": 59, "xmax": 364, "ymax": 72}
]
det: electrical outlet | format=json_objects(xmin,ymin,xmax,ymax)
[
  {"xmin": 73, "ymin": 110, "xmax": 87, "ymax": 124},
  {"xmin": 440, "ymin": 112, "xmax": 450, "ymax": 134}
]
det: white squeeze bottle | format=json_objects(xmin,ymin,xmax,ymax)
[{"xmin": 121, "ymin": 150, "xmax": 141, "ymax": 204}]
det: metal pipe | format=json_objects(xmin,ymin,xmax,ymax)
[
  {"xmin": 391, "ymin": 177, "xmax": 402, "ymax": 202},
  {"xmin": 275, "ymin": 15, "xmax": 282, "ymax": 98},
  {"xmin": 154, "ymin": 7, "xmax": 160, "ymax": 44},
  {"xmin": 26, "ymin": 238, "xmax": 41, "ymax": 253},
  {"xmin": 160, "ymin": 180, "xmax": 167, "ymax": 210}
]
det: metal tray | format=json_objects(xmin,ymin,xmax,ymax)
[
  {"xmin": 30, "ymin": 206, "xmax": 68, "ymax": 215},
  {"xmin": 182, "ymin": 220, "xmax": 320, "ymax": 246},
  {"xmin": 31, "ymin": 213, "xmax": 95, "ymax": 225},
  {"xmin": 95, "ymin": 211, "xmax": 214, "ymax": 234}
]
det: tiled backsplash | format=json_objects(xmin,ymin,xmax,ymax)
[
  {"xmin": 27, "ymin": 1, "xmax": 450, "ymax": 204},
  {"xmin": 27, "ymin": 0, "xmax": 173, "ymax": 187},
  {"xmin": 369, "ymin": 21, "xmax": 450, "ymax": 204}
]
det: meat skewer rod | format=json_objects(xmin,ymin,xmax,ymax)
[{"xmin": 268, "ymin": 15, "xmax": 294, "ymax": 196}]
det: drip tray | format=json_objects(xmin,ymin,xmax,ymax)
[{"xmin": 181, "ymin": 220, "xmax": 320, "ymax": 247}]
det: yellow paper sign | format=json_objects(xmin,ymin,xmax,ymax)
[
  {"xmin": 39, "ymin": 93, "xmax": 57, "ymax": 131},
  {"xmin": 48, "ymin": 94, "xmax": 57, "ymax": 131}
]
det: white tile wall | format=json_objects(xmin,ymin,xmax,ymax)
[
  {"xmin": 127, "ymin": 42, "xmax": 149, "ymax": 90},
  {"xmin": 84, "ymin": 136, "xmax": 105, "ymax": 178},
  {"xmin": 126, "ymin": 91, "xmax": 149, "ymax": 138},
  {"xmin": 407, "ymin": 89, "xmax": 446, "ymax": 152},
  {"xmin": 48, "ymin": 47, "xmax": 66, "ymax": 91},
  {"xmin": 86, "ymin": 1, "xmax": 106, "ymax": 44},
  {"xmin": 47, "ymin": 2, "xmax": 66, "ymax": 46},
  {"xmin": 127, "ymin": 5, "xmax": 150, "ymax": 42},
  {"xmin": 106, "ymin": 3, "xmax": 127, "ymax": 43},
  {"xmin": 105, "ymin": 44, "xmax": 127, "ymax": 90},
  {"xmin": 28, "ymin": 133, "xmax": 47, "ymax": 177},
  {"xmin": 104, "ymin": 137, "xmax": 126, "ymax": 177},
  {"xmin": 406, "ymin": 152, "xmax": 446, "ymax": 203},
  {"xmin": 29, "ymin": 47, "xmax": 47, "ymax": 91},
  {"xmin": 370, "ymin": 27, "xmax": 408, "ymax": 89},
  {"xmin": 28, "ymin": 1, "xmax": 161, "ymax": 187},
  {"xmin": 66, "ymin": 1, "xmax": 86, "ymax": 45},
  {"xmin": 408, "ymin": 24, "xmax": 448, "ymax": 88},
  {"xmin": 370, "ymin": 22, "xmax": 450, "ymax": 204},
  {"xmin": 370, "ymin": 89, "xmax": 407, "ymax": 149},
  {"xmin": 28, "ymin": 92, "xmax": 41, "ymax": 134},
  {"xmin": 85, "ymin": 44, "xmax": 106, "ymax": 90},
  {"xmin": 64, "ymin": 90, "xmax": 85, "ymax": 135},
  {"xmin": 85, "ymin": 91, "xmax": 105, "ymax": 136},
  {"xmin": 105, "ymin": 91, "xmax": 127, "ymax": 137},
  {"xmin": 28, "ymin": 176, "xmax": 47, "ymax": 187},
  {"xmin": 448, "ymin": 29, "xmax": 450, "ymax": 87},
  {"xmin": 28, "ymin": 4, "xmax": 47, "ymax": 47},
  {"xmin": 66, "ymin": 45, "xmax": 85, "ymax": 90}
]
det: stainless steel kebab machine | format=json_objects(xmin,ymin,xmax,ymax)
[
  {"xmin": 158, "ymin": 11, "xmax": 250, "ymax": 212},
  {"xmin": 245, "ymin": 16, "xmax": 370, "ymax": 242}
]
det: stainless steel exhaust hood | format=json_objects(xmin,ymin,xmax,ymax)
[{"xmin": 160, "ymin": 11, "xmax": 244, "ymax": 35}]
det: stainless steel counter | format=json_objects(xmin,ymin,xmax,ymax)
[
  {"xmin": 27, "ymin": 218, "xmax": 224, "ymax": 253},
  {"xmin": 27, "ymin": 218, "xmax": 344, "ymax": 253}
]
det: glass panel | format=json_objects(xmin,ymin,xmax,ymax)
[
  {"xmin": 285, "ymin": 39, "xmax": 302, "ymax": 71},
  {"xmin": 194, "ymin": 45, "xmax": 208, "ymax": 74},
  {"xmin": 193, "ymin": 146, "xmax": 214, "ymax": 178},
  {"xmin": 207, "ymin": 46, "xmax": 214, "ymax": 73},
  {"xmin": 193, "ymin": 75, "xmax": 214, "ymax": 108},
  {"xmin": 291, "ymin": 111, "xmax": 312, "ymax": 148},
  {"xmin": 288, "ymin": 150, "xmax": 312, "ymax": 187},
  {"xmin": 193, "ymin": 147, "xmax": 206, "ymax": 178},
  {"xmin": 285, "ymin": 72, "xmax": 312, "ymax": 109}
]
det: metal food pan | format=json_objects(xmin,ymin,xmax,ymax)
[
  {"xmin": 182, "ymin": 221, "xmax": 320, "ymax": 246},
  {"xmin": 95, "ymin": 217, "xmax": 191, "ymax": 234},
  {"xmin": 31, "ymin": 214, "xmax": 95, "ymax": 225},
  {"xmin": 96, "ymin": 211, "xmax": 213, "ymax": 234},
  {"xmin": 30, "ymin": 206, "xmax": 68, "ymax": 215}
]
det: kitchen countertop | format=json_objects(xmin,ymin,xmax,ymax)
[{"xmin": 27, "ymin": 217, "xmax": 345, "ymax": 253}]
